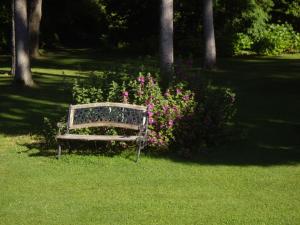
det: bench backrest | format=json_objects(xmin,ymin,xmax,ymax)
[{"xmin": 67, "ymin": 102, "xmax": 147, "ymax": 131}]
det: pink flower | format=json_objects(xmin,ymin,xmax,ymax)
[
  {"xmin": 168, "ymin": 120, "xmax": 174, "ymax": 127},
  {"xmin": 148, "ymin": 137, "xmax": 155, "ymax": 143},
  {"xmin": 147, "ymin": 111, "xmax": 154, "ymax": 117},
  {"xmin": 122, "ymin": 91, "xmax": 129, "ymax": 103},
  {"xmin": 137, "ymin": 76, "xmax": 145, "ymax": 85},
  {"xmin": 183, "ymin": 95, "xmax": 190, "ymax": 101},
  {"xmin": 149, "ymin": 118, "xmax": 155, "ymax": 125},
  {"xmin": 148, "ymin": 103, "xmax": 154, "ymax": 111},
  {"xmin": 163, "ymin": 105, "xmax": 169, "ymax": 113},
  {"xmin": 176, "ymin": 88, "xmax": 182, "ymax": 95}
]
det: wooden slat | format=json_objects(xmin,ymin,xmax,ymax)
[
  {"xmin": 56, "ymin": 134, "xmax": 140, "ymax": 141},
  {"xmin": 70, "ymin": 102, "xmax": 147, "ymax": 111},
  {"xmin": 69, "ymin": 121, "xmax": 139, "ymax": 130}
]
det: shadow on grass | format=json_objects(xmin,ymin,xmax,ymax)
[
  {"xmin": 17, "ymin": 137, "xmax": 300, "ymax": 166},
  {"xmin": 1, "ymin": 50, "xmax": 300, "ymax": 166},
  {"xmin": 20, "ymin": 140, "xmax": 138, "ymax": 162},
  {"xmin": 0, "ymin": 75, "xmax": 72, "ymax": 135}
]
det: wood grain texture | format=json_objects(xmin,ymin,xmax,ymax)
[
  {"xmin": 69, "ymin": 122, "xmax": 139, "ymax": 130},
  {"xmin": 56, "ymin": 134, "xmax": 141, "ymax": 141}
]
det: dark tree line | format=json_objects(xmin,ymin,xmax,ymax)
[
  {"xmin": 1, "ymin": 0, "xmax": 299, "ymax": 53},
  {"xmin": 1, "ymin": 0, "xmax": 299, "ymax": 86}
]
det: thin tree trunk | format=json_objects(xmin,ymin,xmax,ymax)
[
  {"xmin": 203, "ymin": 0, "xmax": 216, "ymax": 69},
  {"xmin": 160, "ymin": 0, "xmax": 173, "ymax": 88},
  {"xmin": 11, "ymin": 0, "xmax": 16, "ymax": 76},
  {"xmin": 29, "ymin": 0, "xmax": 42, "ymax": 58},
  {"xmin": 14, "ymin": 0, "xmax": 34, "ymax": 87}
]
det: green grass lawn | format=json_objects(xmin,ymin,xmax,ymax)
[{"xmin": 0, "ymin": 50, "xmax": 300, "ymax": 225}]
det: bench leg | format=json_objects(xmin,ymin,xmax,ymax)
[{"xmin": 57, "ymin": 143, "xmax": 62, "ymax": 159}]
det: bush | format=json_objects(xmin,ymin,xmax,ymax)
[
  {"xmin": 232, "ymin": 33, "xmax": 254, "ymax": 55},
  {"xmin": 172, "ymin": 84, "xmax": 237, "ymax": 157},
  {"xmin": 232, "ymin": 23, "xmax": 300, "ymax": 55},
  {"xmin": 253, "ymin": 23, "xmax": 300, "ymax": 55}
]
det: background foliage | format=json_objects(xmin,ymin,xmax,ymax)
[{"xmin": 1, "ymin": 0, "xmax": 299, "ymax": 55}]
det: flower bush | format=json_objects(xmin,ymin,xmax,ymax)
[
  {"xmin": 172, "ymin": 85, "xmax": 237, "ymax": 157},
  {"xmin": 127, "ymin": 73, "xmax": 196, "ymax": 148},
  {"xmin": 72, "ymin": 72, "xmax": 196, "ymax": 150}
]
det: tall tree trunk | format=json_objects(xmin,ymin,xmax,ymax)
[
  {"xmin": 160, "ymin": 0, "xmax": 174, "ymax": 88},
  {"xmin": 203, "ymin": 0, "xmax": 216, "ymax": 69},
  {"xmin": 11, "ymin": 0, "xmax": 16, "ymax": 76},
  {"xmin": 28, "ymin": 0, "xmax": 42, "ymax": 58},
  {"xmin": 14, "ymin": 0, "xmax": 34, "ymax": 87}
]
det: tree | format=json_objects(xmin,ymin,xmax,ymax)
[
  {"xmin": 28, "ymin": 0, "xmax": 42, "ymax": 58},
  {"xmin": 160, "ymin": 0, "xmax": 173, "ymax": 87},
  {"xmin": 14, "ymin": 0, "xmax": 34, "ymax": 86},
  {"xmin": 11, "ymin": 0, "xmax": 16, "ymax": 76},
  {"xmin": 203, "ymin": 0, "xmax": 216, "ymax": 69}
]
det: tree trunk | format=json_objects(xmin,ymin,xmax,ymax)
[
  {"xmin": 28, "ymin": 0, "xmax": 42, "ymax": 58},
  {"xmin": 14, "ymin": 0, "xmax": 34, "ymax": 87},
  {"xmin": 203, "ymin": 0, "xmax": 216, "ymax": 69},
  {"xmin": 11, "ymin": 0, "xmax": 16, "ymax": 76},
  {"xmin": 160, "ymin": 0, "xmax": 174, "ymax": 88}
]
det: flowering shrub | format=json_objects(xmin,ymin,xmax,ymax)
[
  {"xmin": 172, "ymin": 84, "xmax": 237, "ymax": 157},
  {"xmin": 127, "ymin": 73, "xmax": 196, "ymax": 148},
  {"xmin": 72, "ymin": 72, "xmax": 196, "ymax": 150}
]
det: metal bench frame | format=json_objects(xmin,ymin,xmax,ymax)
[{"xmin": 56, "ymin": 102, "xmax": 148, "ymax": 162}]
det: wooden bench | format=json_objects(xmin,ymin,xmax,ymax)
[{"xmin": 56, "ymin": 102, "xmax": 148, "ymax": 162}]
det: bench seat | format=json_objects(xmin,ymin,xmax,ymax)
[{"xmin": 57, "ymin": 134, "xmax": 141, "ymax": 141}]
